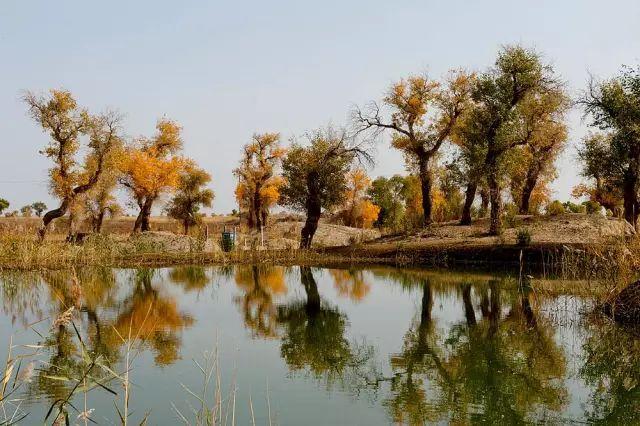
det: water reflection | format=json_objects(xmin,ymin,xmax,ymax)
[
  {"xmin": 276, "ymin": 267, "xmax": 369, "ymax": 383},
  {"xmin": 581, "ymin": 317, "xmax": 640, "ymax": 424},
  {"xmin": 112, "ymin": 269, "xmax": 193, "ymax": 365},
  {"xmin": 233, "ymin": 265, "xmax": 286, "ymax": 338},
  {"xmin": 0, "ymin": 265, "xmax": 639, "ymax": 424}
]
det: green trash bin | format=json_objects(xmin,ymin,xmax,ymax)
[{"xmin": 221, "ymin": 231, "xmax": 235, "ymax": 252}]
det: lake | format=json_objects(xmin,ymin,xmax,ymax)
[{"xmin": 0, "ymin": 265, "xmax": 638, "ymax": 425}]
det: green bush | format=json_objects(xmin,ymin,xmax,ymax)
[
  {"xmin": 583, "ymin": 200, "xmax": 602, "ymax": 214},
  {"xmin": 516, "ymin": 228, "xmax": 532, "ymax": 246},
  {"xmin": 546, "ymin": 200, "xmax": 565, "ymax": 216},
  {"xmin": 563, "ymin": 201, "xmax": 586, "ymax": 214},
  {"xmin": 503, "ymin": 203, "xmax": 519, "ymax": 228}
]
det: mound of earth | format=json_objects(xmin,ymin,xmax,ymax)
[
  {"xmin": 237, "ymin": 221, "xmax": 381, "ymax": 249},
  {"xmin": 371, "ymin": 213, "xmax": 634, "ymax": 249},
  {"xmin": 127, "ymin": 231, "xmax": 220, "ymax": 253}
]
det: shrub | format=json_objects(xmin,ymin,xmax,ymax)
[
  {"xmin": 516, "ymin": 228, "xmax": 532, "ymax": 246},
  {"xmin": 563, "ymin": 201, "xmax": 585, "ymax": 214},
  {"xmin": 546, "ymin": 200, "xmax": 565, "ymax": 216},
  {"xmin": 583, "ymin": 200, "xmax": 602, "ymax": 214},
  {"xmin": 503, "ymin": 203, "xmax": 519, "ymax": 228}
]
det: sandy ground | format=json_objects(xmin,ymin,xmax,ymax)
[{"xmin": 368, "ymin": 213, "xmax": 634, "ymax": 249}]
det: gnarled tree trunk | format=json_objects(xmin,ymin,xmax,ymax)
[
  {"xmin": 133, "ymin": 197, "xmax": 154, "ymax": 234},
  {"xmin": 479, "ymin": 187, "xmax": 489, "ymax": 217},
  {"xmin": 418, "ymin": 155, "xmax": 434, "ymax": 226},
  {"xmin": 300, "ymin": 171, "xmax": 321, "ymax": 249},
  {"xmin": 460, "ymin": 181, "xmax": 477, "ymax": 225},
  {"xmin": 39, "ymin": 198, "xmax": 71, "ymax": 240},
  {"xmin": 94, "ymin": 209, "xmax": 106, "ymax": 234},
  {"xmin": 519, "ymin": 162, "xmax": 542, "ymax": 214}
]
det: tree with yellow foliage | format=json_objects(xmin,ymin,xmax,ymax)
[
  {"xmin": 234, "ymin": 133, "xmax": 285, "ymax": 230},
  {"xmin": 23, "ymin": 90, "xmax": 123, "ymax": 239},
  {"xmin": 341, "ymin": 168, "xmax": 381, "ymax": 228},
  {"xmin": 354, "ymin": 71, "xmax": 474, "ymax": 226},
  {"xmin": 120, "ymin": 119, "xmax": 185, "ymax": 233}
]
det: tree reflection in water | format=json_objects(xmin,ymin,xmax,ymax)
[
  {"xmin": 329, "ymin": 269, "xmax": 371, "ymax": 302},
  {"xmin": 581, "ymin": 317, "xmax": 640, "ymax": 424},
  {"xmin": 110, "ymin": 268, "xmax": 194, "ymax": 365},
  {"xmin": 2, "ymin": 266, "xmax": 640, "ymax": 423},
  {"xmin": 273, "ymin": 267, "xmax": 375, "ymax": 390},
  {"xmin": 233, "ymin": 265, "xmax": 287, "ymax": 338},
  {"xmin": 374, "ymin": 271, "xmax": 567, "ymax": 424},
  {"xmin": 24, "ymin": 267, "xmax": 195, "ymax": 406},
  {"xmin": 169, "ymin": 266, "xmax": 209, "ymax": 293}
]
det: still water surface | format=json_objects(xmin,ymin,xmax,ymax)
[{"xmin": 0, "ymin": 266, "xmax": 638, "ymax": 425}]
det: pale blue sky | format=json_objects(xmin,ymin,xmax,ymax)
[{"xmin": 1, "ymin": 1, "xmax": 639, "ymax": 213}]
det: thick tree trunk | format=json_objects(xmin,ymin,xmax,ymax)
[
  {"xmin": 38, "ymin": 198, "xmax": 71, "ymax": 241},
  {"xmin": 519, "ymin": 164, "xmax": 541, "ymax": 214},
  {"xmin": 300, "ymin": 172, "xmax": 321, "ymax": 249},
  {"xmin": 133, "ymin": 198, "xmax": 153, "ymax": 234},
  {"xmin": 95, "ymin": 210, "xmax": 106, "ymax": 234},
  {"xmin": 479, "ymin": 187, "xmax": 489, "ymax": 217},
  {"xmin": 460, "ymin": 181, "xmax": 477, "ymax": 225},
  {"xmin": 487, "ymin": 160, "xmax": 502, "ymax": 236},
  {"xmin": 418, "ymin": 155, "xmax": 433, "ymax": 226},
  {"xmin": 253, "ymin": 187, "xmax": 262, "ymax": 230}
]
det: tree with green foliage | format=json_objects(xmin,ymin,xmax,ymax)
[
  {"xmin": 20, "ymin": 205, "xmax": 33, "ymax": 217},
  {"xmin": 456, "ymin": 46, "xmax": 561, "ymax": 233},
  {"xmin": 579, "ymin": 65, "xmax": 640, "ymax": 228},
  {"xmin": 280, "ymin": 127, "xmax": 372, "ymax": 248},
  {"xmin": 31, "ymin": 201, "xmax": 47, "ymax": 217},
  {"xmin": 166, "ymin": 163, "xmax": 214, "ymax": 234},
  {"xmin": 368, "ymin": 175, "xmax": 407, "ymax": 229},
  {"xmin": 575, "ymin": 133, "xmax": 623, "ymax": 211},
  {"xmin": 0, "ymin": 198, "xmax": 9, "ymax": 215}
]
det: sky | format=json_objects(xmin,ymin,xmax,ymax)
[{"xmin": 1, "ymin": 0, "xmax": 639, "ymax": 214}]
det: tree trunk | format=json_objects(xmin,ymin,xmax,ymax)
[
  {"xmin": 253, "ymin": 187, "xmax": 262, "ymax": 230},
  {"xmin": 479, "ymin": 187, "xmax": 489, "ymax": 217},
  {"xmin": 38, "ymin": 198, "xmax": 71, "ymax": 241},
  {"xmin": 140, "ymin": 200, "xmax": 152, "ymax": 232},
  {"xmin": 487, "ymin": 159, "xmax": 502, "ymax": 236},
  {"xmin": 67, "ymin": 208, "xmax": 78, "ymax": 242},
  {"xmin": 95, "ymin": 210, "xmax": 106, "ymax": 233},
  {"xmin": 519, "ymin": 164, "xmax": 541, "ymax": 214},
  {"xmin": 133, "ymin": 198, "xmax": 153, "ymax": 234},
  {"xmin": 623, "ymin": 172, "xmax": 639, "ymax": 230},
  {"xmin": 460, "ymin": 181, "xmax": 477, "ymax": 225},
  {"xmin": 300, "ymin": 172, "xmax": 321, "ymax": 249},
  {"xmin": 418, "ymin": 155, "xmax": 433, "ymax": 226},
  {"xmin": 183, "ymin": 220, "xmax": 189, "ymax": 235}
]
